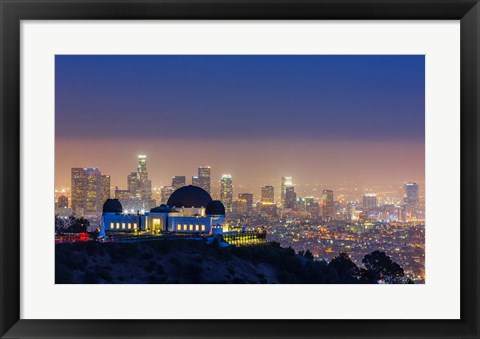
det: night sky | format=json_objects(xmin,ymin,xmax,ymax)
[{"xmin": 55, "ymin": 55, "xmax": 425, "ymax": 192}]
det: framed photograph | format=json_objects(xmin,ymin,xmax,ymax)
[{"xmin": 1, "ymin": 0, "xmax": 479, "ymax": 338}]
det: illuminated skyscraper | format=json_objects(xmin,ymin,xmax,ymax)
[
  {"xmin": 295, "ymin": 197, "xmax": 306, "ymax": 211},
  {"xmin": 114, "ymin": 186, "xmax": 139, "ymax": 212},
  {"xmin": 127, "ymin": 172, "xmax": 138, "ymax": 197},
  {"xmin": 281, "ymin": 176, "xmax": 293, "ymax": 208},
  {"xmin": 285, "ymin": 186, "xmax": 296, "ymax": 209},
  {"xmin": 137, "ymin": 155, "xmax": 153, "ymax": 207},
  {"xmin": 192, "ymin": 176, "xmax": 200, "ymax": 188},
  {"xmin": 305, "ymin": 196, "xmax": 320, "ymax": 216},
  {"xmin": 232, "ymin": 199, "xmax": 248, "ymax": 214},
  {"xmin": 321, "ymin": 189, "xmax": 334, "ymax": 219},
  {"xmin": 261, "ymin": 185, "xmax": 275, "ymax": 204},
  {"xmin": 71, "ymin": 167, "xmax": 102, "ymax": 215},
  {"xmin": 347, "ymin": 202, "xmax": 358, "ymax": 220},
  {"xmin": 220, "ymin": 174, "xmax": 233, "ymax": 211},
  {"xmin": 57, "ymin": 195, "xmax": 69, "ymax": 209},
  {"xmin": 238, "ymin": 193, "xmax": 254, "ymax": 212},
  {"xmin": 363, "ymin": 193, "xmax": 377, "ymax": 210},
  {"xmin": 125, "ymin": 155, "xmax": 154, "ymax": 209},
  {"xmin": 100, "ymin": 175, "xmax": 111, "ymax": 206},
  {"xmin": 197, "ymin": 166, "xmax": 211, "ymax": 193},
  {"xmin": 161, "ymin": 186, "xmax": 175, "ymax": 204},
  {"xmin": 114, "ymin": 187, "xmax": 131, "ymax": 200},
  {"xmin": 404, "ymin": 182, "xmax": 419, "ymax": 219},
  {"xmin": 172, "ymin": 176, "xmax": 186, "ymax": 190}
]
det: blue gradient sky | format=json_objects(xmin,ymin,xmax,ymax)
[{"xmin": 55, "ymin": 55, "xmax": 425, "ymax": 190}]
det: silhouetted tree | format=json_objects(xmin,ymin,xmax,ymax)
[
  {"xmin": 327, "ymin": 252, "xmax": 361, "ymax": 283},
  {"xmin": 285, "ymin": 246, "xmax": 296, "ymax": 256},
  {"xmin": 362, "ymin": 251, "xmax": 404, "ymax": 284},
  {"xmin": 298, "ymin": 249, "xmax": 314, "ymax": 260},
  {"xmin": 269, "ymin": 241, "xmax": 281, "ymax": 248},
  {"xmin": 304, "ymin": 249, "xmax": 314, "ymax": 260}
]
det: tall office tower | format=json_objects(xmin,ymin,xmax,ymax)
[
  {"xmin": 114, "ymin": 186, "xmax": 137, "ymax": 212},
  {"xmin": 281, "ymin": 176, "xmax": 293, "ymax": 208},
  {"xmin": 114, "ymin": 187, "xmax": 131, "ymax": 200},
  {"xmin": 71, "ymin": 168, "xmax": 87, "ymax": 214},
  {"xmin": 192, "ymin": 176, "xmax": 200, "ymax": 187},
  {"xmin": 238, "ymin": 193, "xmax": 254, "ymax": 212},
  {"xmin": 197, "ymin": 166, "xmax": 211, "ymax": 193},
  {"xmin": 284, "ymin": 186, "xmax": 297, "ymax": 209},
  {"xmin": 261, "ymin": 185, "xmax": 275, "ymax": 204},
  {"xmin": 160, "ymin": 186, "xmax": 175, "ymax": 204},
  {"xmin": 100, "ymin": 175, "xmax": 111, "ymax": 206},
  {"xmin": 57, "ymin": 195, "xmax": 69, "ymax": 209},
  {"xmin": 171, "ymin": 176, "xmax": 186, "ymax": 190},
  {"xmin": 232, "ymin": 199, "xmax": 248, "ymax": 214},
  {"xmin": 321, "ymin": 189, "xmax": 335, "ymax": 219},
  {"xmin": 404, "ymin": 182, "xmax": 419, "ymax": 219},
  {"xmin": 305, "ymin": 196, "xmax": 320, "ymax": 216},
  {"xmin": 347, "ymin": 202, "xmax": 358, "ymax": 220},
  {"xmin": 220, "ymin": 174, "xmax": 233, "ymax": 211},
  {"xmin": 71, "ymin": 167, "xmax": 102, "ymax": 215},
  {"xmin": 363, "ymin": 193, "xmax": 378, "ymax": 210},
  {"xmin": 136, "ymin": 155, "xmax": 153, "ymax": 207},
  {"xmin": 295, "ymin": 197, "xmax": 306, "ymax": 211},
  {"xmin": 127, "ymin": 172, "xmax": 138, "ymax": 197}
]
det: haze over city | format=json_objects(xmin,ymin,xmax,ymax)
[{"xmin": 55, "ymin": 55, "xmax": 424, "ymax": 190}]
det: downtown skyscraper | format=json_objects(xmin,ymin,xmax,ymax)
[
  {"xmin": 71, "ymin": 167, "xmax": 104, "ymax": 215},
  {"xmin": 404, "ymin": 182, "xmax": 419, "ymax": 219},
  {"xmin": 284, "ymin": 186, "xmax": 297, "ymax": 209},
  {"xmin": 321, "ymin": 189, "xmax": 334, "ymax": 219},
  {"xmin": 171, "ymin": 176, "xmax": 186, "ymax": 190},
  {"xmin": 238, "ymin": 193, "xmax": 254, "ymax": 212},
  {"xmin": 100, "ymin": 174, "xmax": 111, "ymax": 206},
  {"xmin": 261, "ymin": 185, "xmax": 275, "ymax": 204},
  {"xmin": 281, "ymin": 176, "xmax": 293, "ymax": 208},
  {"xmin": 193, "ymin": 166, "xmax": 211, "ymax": 193},
  {"xmin": 220, "ymin": 174, "xmax": 233, "ymax": 212},
  {"xmin": 126, "ymin": 155, "xmax": 154, "ymax": 209},
  {"xmin": 363, "ymin": 193, "xmax": 378, "ymax": 210}
]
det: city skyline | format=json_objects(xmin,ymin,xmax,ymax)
[
  {"xmin": 61, "ymin": 157, "xmax": 425, "ymax": 200},
  {"xmin": 55, "ymin": 55, "xmax": 425, "ymax": 283},
  {"xmin": 55, "ymin": 55, "xmax": 424, "ymax": 189}
]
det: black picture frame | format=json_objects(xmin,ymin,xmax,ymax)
[{"xmin": 1, "ymin": 0, "xmax": 479, "ymax": 338}]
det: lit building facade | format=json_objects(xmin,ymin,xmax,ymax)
[
  {"xmin": 99, "ymin": 185, "xmax": 226, "ymax": 237},
  {"xmin": 261, "ymin": 185, "xmax": 275, "ymax": 204},
  {"xmin": 305, "ymin": 196, "xmax": 320, "ymax": 217},
  {"xmin": 136, "ymin": 155, "xmax": 153, "ymax": 208},
  {"xmin": 57, "ymin": 195, "xmax": 69, "ymax": 209},
  {"xmin": 363, "ymin": 193, "xmax": 378, "ymax": 210},
  {"xmin": 238, "ymin": 193, "xmax": 253, "ymax": 212},
  {"xmin": 220, "ymin": 174, "xmax": 233, "ymax": 211},
  {"xmin": 232, "ymin": 199, "xmax": 248, "ymax": 214},
  {"xmin": 404, "ymin": 182, "xmax": 419, "ymax": 219},
  {"xmin": 281, "ymin": 176, "xmax": 293, "ymax": 208},
  {"xmin": 284, "ymin": 186, "xmax": 296, "ymax": 209},
  {"xmin": 161, "ymin": 186, "xmax": 175, "ymax": 204},
  {"xmin": 127, "ymin": 172, "xmax": 138, "ymax": 195},
  {"xmin": 71, "ymin": 167, "xmax": 105, "ymax": 215},
  {"xmin": 172, "ymin": 176, "xmax": 186, "ymax": 190},
  {"xmin": 321, "ymin": 189, "xmax": 334, "ymax": 219},
  {"xmin": 100, "ymin": 175, "xmax": 110, "ymax": 206},
  {"xmin": 197, "ymin": 166, "xmax": 211, "ymax": 193},
  {"xmin": 295, "ymin": 197, "xmax": 306, "ymax": 211}
]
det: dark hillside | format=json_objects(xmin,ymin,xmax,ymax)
[{"xmin": 55, "ymin": 240, "xmax": 410, "ymax": 284}]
